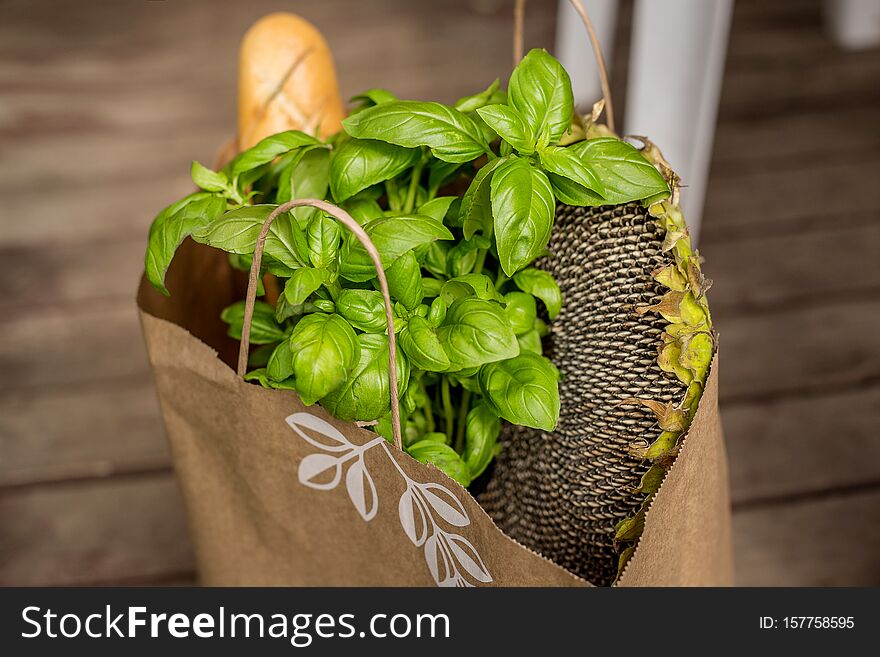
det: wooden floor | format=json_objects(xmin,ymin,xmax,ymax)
[{"xmin": 1, "ymin": 0, "xmax": 879, "ymax": 586}]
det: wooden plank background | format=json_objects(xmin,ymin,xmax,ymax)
[{"xmin": 1, "ymin": 0, "xmax": 879, "ymax": 586}]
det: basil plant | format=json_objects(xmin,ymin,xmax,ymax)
[{"xmin": 145, "ymin": 49, "xmax": 669, "ymax": 486}]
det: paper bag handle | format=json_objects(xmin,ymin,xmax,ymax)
[{"xmin": 238, "ymin": 199, "xmax": 403, "ymax": 450}]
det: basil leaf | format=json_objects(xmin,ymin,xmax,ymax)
[
  {"xmin": 398, "ymin": 316, "xmax": 451, "ymax": 372},
  {"xmin": 406, "ymin": 440, "xmax": 471, "ymax": 486},
  {"xmin": 229, "ymin": 130, "xmax": 322, "ymax": 177},
  {"xmin": 446, "ymin": 239, "xmax": 480, "ymax": 277},
  {"xmin": 339, "ymin": 214, "xmax": 453, "ymax": 282},
  {"xmin": 441, "ymin": 274, "xmax": 504, "ymax": 305},
  {"xmin": 426, "ymin": 296, "xmax": 447, "ymax": 326},
  {"xmin": 490, "ymin": 157, "xmax": 555, "ymax": 276},
  {"xmin": 479, "ymin": 352, "xmax": 560, "ymax": 431},
  {"xmin": 547, "ymin": 172, "xmax": 606, "ymax": 206},
  {"xmin": 422, "ymin": 241, "xmax": 449, "ymax": 279},
  {"xmin": 513, "ymin": 267, "xmax": 563, "ymax": 319},
  {"xmin": 418, "ymin": 196, "xmax": 456, "ymax": 222},
  {"xmin": 475, "ymin": 104, "xmax": 534, "ymax": 154},
  {"xmin": 145, "ymin": 193, "xmax": 226, "ymax": 294},
  {"xmin": 460, "ymin": 154, "xmax": 511, "ymax": 239},
  {"xmin": 191, "ymin": 161, "xmax": 229, "ymax": 193},
  {"xmin": 350, "ymin": 88, "xmax": 398, "ymax": 111},
  {"xmin": 571, "ymin": 137, "xmax": 670, "ymax": 204},
  {"xmin": 342, "ymin": 196, "xmax": 384, "ymax": 224},
  {"xmin": 321, "ymin": 333, "xmax": 409, "ymax": 422},
  {"xmin": 517, "ymin": 329, "xmax": 543, "ymax": 355},
  {"xmin": 503, "ymin": 291, "xmax": 537, "ymax": 335},
  {"xmin": 463, "ymin": 402, "xmax": 501, "ymax": 479},
  {"xmin": 285, "ymin": 313, "xmax": 360, "ymax": 405},
  {"xmin": 508, "ymin": 49, "xmax": 574, "ymax": 144},
  {"xmin": 538, "ymin": 145, "xmax": 605, "ymax": 196},
  {"xmin": 330, "ymin": 137, "xmax": 419, "ymax": 202},
  {"xmin": 283, "ymin": 267, "xmax": 327, "ymax": 306},
  {"xmin": 386, "ymin": 251, "xmax": 423, "ymax": 311},
  {"xmin": 335, "ymin": 289, "xmax": 386, "ymax": 333},
  {"xmin": 221, "ymin": 300, "xmax": 285, "ymax": 345},
  {"xmin": 454, "ymin": 78, "xmax": 502, "ymax": 113},
  {"xmin": 306, "ymin": 213, "xmax": 341, "ymax": 269},
  {"xmin": 437, "ymin": 297, "xmax": 519, "ymax": 370},
  {"xmin": 278, "ymin": 147, "xmax": 331, "ymax": 225},
  {"xmin": 421, "ymin": 277, "xmax": 443, "ymax": 300},
  {"xmin": 267, "ymin": 340, "xmax": 295, "ymax": 381},
  {"xmin": 193, "ymin": 204, "xmax": 309, "ymax": 269},
  {"xmin": 342, "ymin": 100, "xmax": 490, "ymax": 163},
  {"xmin": 274, "ymin": 293, "xmax": 303, "ymax": 323}
]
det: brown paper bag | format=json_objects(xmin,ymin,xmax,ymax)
[{"xmin": 137, "ymin": 238, "xmax": 732, "ymax": 587}]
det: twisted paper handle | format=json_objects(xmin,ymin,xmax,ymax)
[{"xmin": 237, "ymin": 199, "xmax": 403, "ymax": 450}]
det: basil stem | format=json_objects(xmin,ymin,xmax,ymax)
[
  {"xmin": 441, "ymin": 377, "xmax": 455, "ymax": 439},
  {"xmin": 454, "ymin": 388, "xmax": 471, "ymax": 453},
  {"xmin": 402, "ymin": 156, "xmax": 426, "ymax": 213}
]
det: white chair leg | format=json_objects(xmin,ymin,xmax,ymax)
[
  {"xmin": 555, "ymin": 0, "xmax": 619, "ymax": 109},
  {"xmin": 624, "ymin": 0, "xmax": 734, "ymax": 245}
]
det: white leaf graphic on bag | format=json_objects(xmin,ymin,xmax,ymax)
[
  {"xmin": 286, "ymin": 412, "xmax": 354, "ymax": 453},
  {"xmin": 398, "ymin": 487, "xmax": 429, "ymax": 547},
  {"xmin": 345, "ymin": 456, "xmax": 378, "ymax": 522},
  {"xmin": 420, "ymin": 483, "xmax": 470, "ymax": 527},
  {"xmin": 298, "ymin": 453, "xmax": 343, "ymax": 490},
  {"xmin": 445, "ymin": 533, "xmax": 493, "ymax": 583},
  {"xmin": 287, "ymin": 412, "xmax": 493, "ymax": 587},
  {"xmin": 424, "ymin": 533, "xmax": 455, "ymax": 587}
]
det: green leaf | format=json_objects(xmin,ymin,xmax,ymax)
[
  {"xmin": 570, "ymin": 137, "xmax": 670, "ymax": 204},
  {"xmin": 386, "ymin": 251, "xmax": 423, "ymax": 311},
  {"xmin": 193, "ymin": 204, "xmax": 309, "ymax": 269},
  {"xmin": 286, "ymin": 313, "xmax": 360, "ymax": 405},
  {"xmin": 516, "ymin": 329, "xmax": 543, "ymax": 355},
  {"xmin": 445, "ymin": 239, "xmax": 480, "ymax": 277},
  {"xmin": 277, "ymin": 147, "xmax": 331, "ymax": 224},
  {"xmin": 513, "ymin": 267, "xmax": 563, "ymax": 319},
  {"xmin": 221, "ymin": 300, "xmax": 285, "ymax": 345},
  {"xmin": 537, "ymin": 145, "xmax": 605, "ymax": 196},
  {"xmin": 460, "ymin": 154, "xmax": 511, "ymax": 239},
  {"xmin": 321, "ymin": 333, "xmax": 409, "ymax": 421},
  {"xmin": 454, "ymin": 79, "xmax": 503, "ymax": 112},
  {"xmin": 508, "ymin": 49, "xmax": 574, "ymax": 144},
  {"xmin": 329, "ymin": 137, "xmax": 419, "ymax": 202},
  {"xmin": 490, "ymin": 157, "xmax": 555, "ymax": 276},
  {"xmin": 342, "ymin": 197, "xmax": 385, "ymax": 224},
  {"xmin": 426, "ymin": 296, "xmax": 447, "ymax": 326},
  {"xmin": 418, "ymin": 196, "xmax": 456, "ymax": 222},
  {"xmin": 342, "ymin": 100, "xmax": 490, "ymax": 163},
  {"xmin": 228, "ymin": 130, "xmax": 322, "ymax": 177},
  {"xmin": 267, "ymin": 340, "xmax": 295, "ymax": 381},
  {"xmin": 440, "ymin": 274, "xmax": 504, "ymax": 305},
  {"xmin": 336, "ymin": 288, "xmax": 389, "ymax": 333},
  {"xmin": 339, "ymin": 214, "xmax": 453, "ymax": 282},
  {"xmin": 479, "ymin": 352, "xmax": 560, "ymax": 431},
  {"xmin": 191, "ymin": 161, "xmax": 228, "ymax": 193},
  {"xmin": 406, "ymin": 440, "xmax": 471, "ymax": 486},
  {"xmin": 463, "ymin": 402, "xmax": 501, "ymax": 479},
  {"xmin": 437, "ymin": 297, "xmax": 519, "ymax": 370},
  {"xmin": 476, "ymin": 104, "xmax": 534, "ymax": 153},
  {"xmin": 503, "ymin": 291, "xmax": 537, "ymax": 335},
  {"xmin": 283, "ymin": 267, "xmax": 327, "ymax": 306},
  {"xmin": 547, "ymin": 172, "xmax": 606, "ymax": 206},
  {"xmin": 398, "ymin": 316, "xmax": 451, "ymax": 372},
  {"xmin": 306, "ymin": 213, "xmax": 341, "ymax": 269},
  {"xmin": 145, "ymin": 193, "xmax": 226, "ymax": 294},
  {"xmin": 350, "ymin": 88, "xmax": 398, "ymax": 111}
]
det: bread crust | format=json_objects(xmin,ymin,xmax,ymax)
[{"xmin": 238, "ymin": 12, "xmax": 345, "ymax": 149}]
